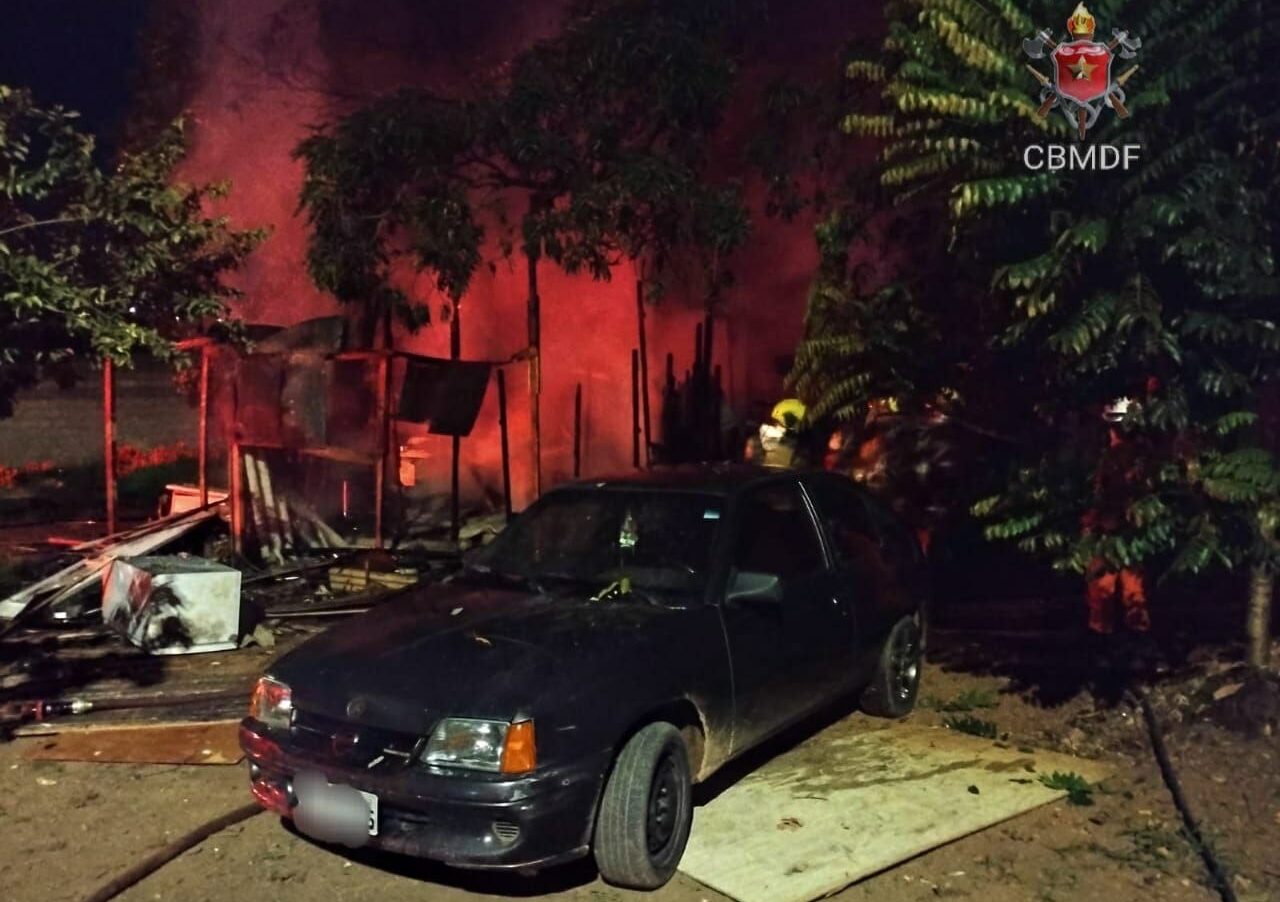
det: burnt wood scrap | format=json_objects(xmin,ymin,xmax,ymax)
[
  {"xmin": 239, "ymin": 451, "xmax": 349, "ymax": 561},
  {"xmin": 20, "ymin": 719, "xmax": 244, "ymax": 765}
]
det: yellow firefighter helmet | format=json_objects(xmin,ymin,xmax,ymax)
[{"xmin": 770, "ymin": 398, "xmax": 807, "ymax": 430}]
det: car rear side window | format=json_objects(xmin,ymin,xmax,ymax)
[
  {"xmin": 859, "ymin": 489, "xmax": 923, "ymax": 569},
  {"xmin": 733, "ymin": 483, "xmax": 825, "ymax": 580},
  {"xmin": 809, "ymin": 479, "xmax": 881, "ymax": 571}
]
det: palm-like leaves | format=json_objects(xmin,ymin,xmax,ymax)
[{"xmin": 808, "ymin": 0, "xmax": 1280, "ymax": 576}]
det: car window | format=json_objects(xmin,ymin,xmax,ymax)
[
  {"xmin": 733, "ymin": 483, "xmax": 825, "ymax": 580},
  {"xmin": 810, "ymin": 479, "xmax": 882, "ymax": 572},
  {"xmin": 480, "ymin": 489, "xmax": 723, "ymax": 595},
  {"xmin": 521, "ymin": 494, "xmax": 615, "ymax": 568},
  {"xmin": 859, "ymin": 488, "xmax": 922, "ymax": 568}
]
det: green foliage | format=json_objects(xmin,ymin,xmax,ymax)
[
  {"xmin": 790, "ymin": 271, "xmax": 941, "ymax": 423},
  {"xmin": 813, "ymin": 0, "xmax": 1280, "ymax": 583},
  {"xmin": 295, "ymin": 0, "xmax": 751, "ymax": 332},
  {"xmin": 1038, "ymin": 771, "xmax": 1094, "ymax": 806},
  {"xmin": 0, "ymin": 86, "xmax": 261, "ymax": 416},
  {"xmin": 943, "ymin": 714, "xmax": 999, "ymax": 738}
]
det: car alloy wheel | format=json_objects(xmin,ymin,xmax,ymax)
[
  {"xmin": 892, "ymin": 624, "xmax": 921, "ymax": 703},
  {"xmin": 861, "ymin": 615, "xmax": 923, "ymax": 718}
]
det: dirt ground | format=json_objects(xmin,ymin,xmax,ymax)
[{"xmin": 2, "ymin": 650, "xmax": 1276, "ymax": 902}]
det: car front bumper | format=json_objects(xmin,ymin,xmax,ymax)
[{"xmin": 240, "ymin": 719, "xmax": 608, "ymax": 870}]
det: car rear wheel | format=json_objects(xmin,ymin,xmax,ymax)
[
  {"xmin": 593, "ymin": 721, "xmax": 693, "ymax": 889},
  {"xmin": 861, "ymin": 615, "xmax": 922, "ymax": 718}
]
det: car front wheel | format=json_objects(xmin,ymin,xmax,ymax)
[
  {"xmin": 861, "ymin": 615, "xmax": 923, "ymax": 717},
  {"xmin": 593, "ymin": 721, "xmax": 693, "ymax": 889}
]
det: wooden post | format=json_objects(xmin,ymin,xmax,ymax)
[
  {"xmin": 632, "ymin": 349, "xmax": 641, "ymax": 469},
  {"xmin": 702, "ymin": 313, "xmax": 715, "ymax": 459},
  {"xmin": 198, "ymin": 346, "xmax": 210, "ymax": 507},
  {"xmin": 230, "ymin": 441, "xmax": 243, "ymax": 554},
  {"xmin": 660, "ymin": 351, "xmax": 675, "ymax": 464},
  {"xmin": 450, "ymin": 302, "xmax": 462, "ymax": 546},
  {"xmin": 573, "ymin": 383, "xmax": 582, "ymax": 479},
  {"xmin": 227, "ymin": 363, "xmax": 242, "ymax": 554},
  {"xmin": 636, "ymin": 280, "xmax": 652, "ymax": 467},
  {"xmin": 374, "ymin": 353, "xmax": 390, "ymax": 549},
  {"xmin": 496, "ymin": 368, "xmax": 512, "ymax": 517},
  {"xmin": 692, "ymin": 321, "xmax": 704, "ymax": 447},
  {"xmin": 103, "ymin": 360, "xmax": 117, "ymax": 536},
  {"xmin": 526, "ymin": 234, "xmax": 543, "ymax": 499},
  {"xmin": 713, "ymin": 364, "xmax": 724, "ymax": 459}
]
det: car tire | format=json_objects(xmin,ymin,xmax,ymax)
[
  {"xmin": 593, "ymin": 721, "xmax": 693, "ymax": 889},
  {"xmin": 861, "ymin": 615, "xmax": 923, "ymax": 718}
]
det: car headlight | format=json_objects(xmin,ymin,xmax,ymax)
[
  {"xmin": 420, "ymin": 718, "xmax": 536, "ymax": 774},
  {"xmin": 249, "ymin": 676, "xmax": 293, "ymax": 731}
]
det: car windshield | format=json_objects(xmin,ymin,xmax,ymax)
[{"xmin": 470, "ymin": 489, "xmax": 723, "ymax": 599}]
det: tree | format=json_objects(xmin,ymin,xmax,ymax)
[
  {"xmin": 820, "ymin": 0, "xmax": 1280, "ymax": 664},
  {"xmin": 0, "ymin": 85, "xmax": 262, "ymax": 416},
  {"xmin": 295, "ymin": 0, "xmax": 751, "ymax": 493}
]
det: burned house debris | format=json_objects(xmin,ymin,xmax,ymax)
[{"xmin": 0, "ymin": 313, "xmax": 515, "ymax": 784}]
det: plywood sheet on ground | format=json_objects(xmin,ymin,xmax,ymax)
[
  {"xmin": 678, "ymin": 721, "xmax": 1110, "ymax": 902},
  {"xmin": 21, "ymin": 719, "xmax": 243, "ymax": 765}
]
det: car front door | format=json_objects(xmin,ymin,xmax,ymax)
[
  {"xmin": 805, "ymin": 475, "xmax": 904, "ymax": 681},
  {"xmin": 717, "ymin": 480, "xmax": 854, "ymax": 754}
]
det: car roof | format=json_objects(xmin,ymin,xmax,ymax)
[{"xmin": 556, "ymin": 464, "xmax": 799, "ymax": 497}]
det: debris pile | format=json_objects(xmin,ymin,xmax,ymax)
[{"xmin": 0, "ymin": 314, "xmax": 513, "ymax": 766}]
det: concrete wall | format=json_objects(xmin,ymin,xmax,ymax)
[{"xmin": 0, "ymin": 364, "xmax": 201, "ymax": 468}]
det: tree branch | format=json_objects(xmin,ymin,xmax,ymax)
[{"xmin": 0, "ymin": 216, "xmax": 91, "ymax": 238}]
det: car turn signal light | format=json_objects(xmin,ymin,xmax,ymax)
[{"xmin": 499, "ymin": 720, "xmax": 536, "ymax": 774}]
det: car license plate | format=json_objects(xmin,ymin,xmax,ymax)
[{"xmin": 359, "ymin": 789, "xmax": 379, "ymax": 836}]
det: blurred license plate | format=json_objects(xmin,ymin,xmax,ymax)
[{"xmin": 359, "ymin": 789, "xmax": 379, "ymax": 836}]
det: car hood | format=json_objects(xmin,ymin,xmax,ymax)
[{"xmin": 270, "ymin": 581, "xmax": 677, "ymax": 734}]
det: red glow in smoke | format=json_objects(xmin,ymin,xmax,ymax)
[{"xmin": 177, "ymin": 0, "xmax": 870, "ymax": 506}]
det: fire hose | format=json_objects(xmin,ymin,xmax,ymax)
[
  {"xmin": 79, "ymin": 802, "xmax": 264, "ymax": 902},
  {"xmin": 1134, "ymin": 687, "xmax": 1239, "ymax": 902},
  {"xmin": 1, "ymin": 687, "xmax": 250, "ymax": 730}
]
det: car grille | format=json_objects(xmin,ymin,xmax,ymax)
[
  {"xmin": 492, "ymin": 820, "xmax": 521, "ymax": 844},
  {"xmin": 290, "ymin": 707, "xmax": 423, "ymax": 768}
]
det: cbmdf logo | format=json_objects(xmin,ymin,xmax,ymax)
[{"xmin": 1023, "ymin": 3, "xmax": 1140, "ymax": 140}]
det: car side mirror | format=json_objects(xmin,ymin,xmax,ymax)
[{"xmin": 725, "ymin": 570, "xmax": 782, "ymax": 605}]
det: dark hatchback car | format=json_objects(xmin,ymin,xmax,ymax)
[{"xmin": 240, "ymin": 466, "xmax": 927, "ymax": 889}]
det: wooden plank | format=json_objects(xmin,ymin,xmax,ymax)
[
  {"xmin": 198, "ymin": 346, "xmax": 210, "ymax": 506},
  {"xmin": 20, "ymin": 719, "xmax": 244, "ymax": 766},
  {"xmin": 104, "ymin": 359, "xmax": 117, "ymax": 536},
  {"xmin": 678, "ymin": 721, "xmax": 1111, "ymax": 902}
]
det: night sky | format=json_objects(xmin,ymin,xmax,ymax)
[{"xmin": 0, "ymin": 0, "xmax": 149, "ymax": 155}]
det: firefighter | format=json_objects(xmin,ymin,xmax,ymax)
[
  {"xmin": 847, "ymin": 394, "xmax": 958, "ymax": 557},
  {"xmin": 1083, "ymin": 396, "xmax": 1152, "ymax": 634},
  {"xmin": 748, "ymin": 398, "xmax": 807, "ymax": 468}
]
